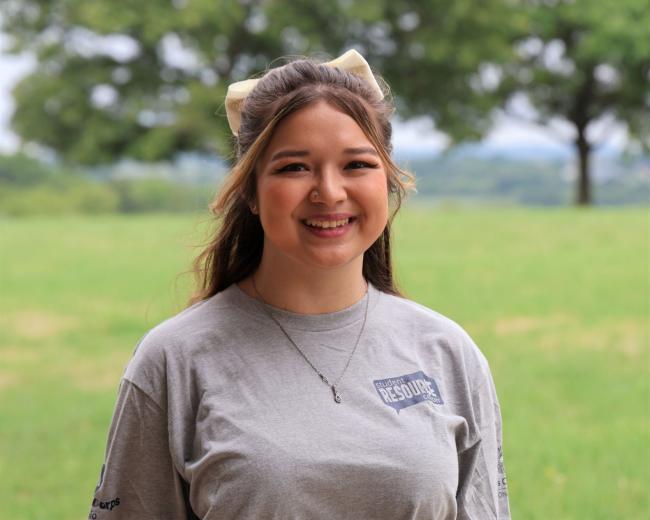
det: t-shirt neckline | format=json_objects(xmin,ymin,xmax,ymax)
[{"xmin": 224, "ymin": 282, "xmax": 380, "ymax": 332}]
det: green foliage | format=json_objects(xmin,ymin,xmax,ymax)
[
  {"xmin": 0, "ymin": 0, "xmax": 344, "ymax": 164},
  {"xmin": 0, "ymin": 181, "xmax": 120, "ymax": 216},
  {"xmin": 405, "ymin": 153, "xmax": 649, "ymax": 206},
  {"xmin": 0, "ymin": 153, "xmax": 119, "ymax": 215},
  {"xmin": 498, "ymin": 0, "xmax": 650, "ymax": 203},
  {"xmin": 503, "ymin": 0, "xmax": 650, "ymax": 144},
  {"xmin": 0, "ymin": 153, "xmax": 213, "ymax": 215},
  {"xmin": 2, "ymin": 0, "xmax": 647, "ymax": 208},
  {"xmin": 410, "ymin": 155, "xmax": 572, "ymax": 205},
  {"xmin": 0, "ymin": 153, "xmax": 53, "ymax": 185},
  {"xmin": 0, "ymin": 210, "xmax": 648, "ymax": 518},
  {"xmin": 0, "ymin": 0, "xmax": 521, "ymax": 164},
  {"xmin": 353, "ymin": 0, "xmax": 524, "ymax": 140},
  {"xmin": 597, "ymin": 172, "xmax": 650, "ymax": 205},
  {"xmin": 109, "ymin": 178, "xmax": 212, "ymax": 213}
]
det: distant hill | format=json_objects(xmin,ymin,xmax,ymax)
[
  {"xmin": 395, "ymin": 146, "xmax": 649, "ymax": 206},
  {"xmin": 1, "ymin": 147, "xmax": 648, "ymax": 214}
]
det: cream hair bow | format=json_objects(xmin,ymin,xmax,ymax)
[{"xmin": 224, "ymin": 49, "xmax": 383, "ymax": 136}]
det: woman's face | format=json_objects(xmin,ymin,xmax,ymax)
[{"xmin": 254, "ymin": 100, "xmax": 389, "ymax": 273}]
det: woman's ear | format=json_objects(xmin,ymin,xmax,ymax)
[{"xmin": 249, "ymin": 200, "xmax": 258, "ymax": 215}]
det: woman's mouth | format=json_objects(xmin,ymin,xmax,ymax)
[
  {"xmin": 301, "ymin": 217, "xmax": 356, "ymax": 237},
  {"xmin": 303, "ymin": 217, "xmax": 352, "ymax": 229}
]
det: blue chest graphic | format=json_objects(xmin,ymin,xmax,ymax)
[{"xmin": 373, "ymin": 370, "xmax": 444, "ymax": 413}]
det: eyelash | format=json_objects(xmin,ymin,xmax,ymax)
[
  {"xmin": 346, "ymin": 160, "xmax": 379, "ymax": 170},
  {"xmin": 275, "ymin": 161, "xmax": 378, "ymax": 173},
  {"xmin": 276, "ymin": 163, "xmax": 308, "ymax": 173}
]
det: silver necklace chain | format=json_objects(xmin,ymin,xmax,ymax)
[{"xmin": 251, "ymin": 277, "xmax": 370, "ymax": 404}]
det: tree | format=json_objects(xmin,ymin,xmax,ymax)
[
  {"xmin": 499, "ymin": 0, "xmax": 650, "ymax": 205},
  {"xmin": 1, "ymin": 0, "xmax": 519, "ymax": 166},
  {"xmin": 346, "ymin": 0, "xmax": 523, "ymax": 142},
  {"xmin": 350, "ymin": 0, "xmax": 650, "ymax": 206},
  {"xmin": 0, "ymin": 0, "xmax": 352, "ymax": 164}
]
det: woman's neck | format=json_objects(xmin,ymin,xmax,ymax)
[{"xmin": 239, "ymin": 258, "xmax": 368, "ymax": 314}]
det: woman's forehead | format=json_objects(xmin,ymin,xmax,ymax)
[{"xmin": 262, "ymin": 101, "xmax": 377, "ymax": 156}]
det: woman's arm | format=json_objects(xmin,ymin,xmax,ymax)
[
  {"xmin": 88, "ymin": 379, "xmax": 197, "ymax": 519},
  {"xmin": 456, "ymin": 372, "xmax": 510, "ymax": 519}
]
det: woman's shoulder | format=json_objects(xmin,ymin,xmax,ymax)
[
  {"xmin": 122, "ymin": 286, "xmax": 252, "ymax": 387},
  {"xmin": 377, "ymin": 290, "xmax": 471, "ymax": 336},
  {"xmin": 375, "ymin": 290, "xmax": 491, "ymax": 373},
  {"xmin": 136, "ymin": 287, "xmax": 238, "ymax": 346}
]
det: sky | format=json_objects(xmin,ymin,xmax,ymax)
[{"xmin": 0, "ymin": 40, "xmax": 629, "ymax": 158}]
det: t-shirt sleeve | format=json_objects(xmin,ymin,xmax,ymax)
[
  {"xmin": 456, "ymin": 367, "xmax": 511, "ymax": 520},
  {"xmin": 88, "ymin": 378, "xmax": 196, "ymax": 519}
]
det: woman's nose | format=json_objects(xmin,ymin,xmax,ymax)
[{"xmin": 311, "ymin": 169, "xmax": 347, "ymax": 205}]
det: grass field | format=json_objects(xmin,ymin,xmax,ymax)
[{"xmin": 1, "ymin": 207, "xmax": 648, "ymax": 519}]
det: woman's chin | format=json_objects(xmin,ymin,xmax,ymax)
[{"xmin": 301, "ymin": 250, "xmax": 364, "ymax": 272}]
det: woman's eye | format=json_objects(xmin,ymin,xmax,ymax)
[
  {"xmin": 346, "ymin": 160, "xmax": 378, "ymax": 169},
  {"xmin": 276, "ymin": 163, "xmax": 308, "ymax": 173}
]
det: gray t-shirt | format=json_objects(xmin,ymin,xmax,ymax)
[{"xmin": 89, "ymin": 283, "xmax": 510, "ymax": 519}]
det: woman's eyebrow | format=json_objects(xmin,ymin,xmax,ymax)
[
  {"xmin": 269, "ymin": 147, "xmax": 378, "ymax": 162},
  {"xmin": 270, "ymin": 150, "xmax": 309, "ymax": 161},
  {"xmin": 343, "ymin": 147, "xmax": 378, "ymax": 156}
]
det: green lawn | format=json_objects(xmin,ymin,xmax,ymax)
[{"xmin": 1, "ymin": 207, "xmax": 648, "ymax": 519}]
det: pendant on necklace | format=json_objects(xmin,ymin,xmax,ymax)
[
  {"xmin": 332, "ymin": 385, "xmax": 342, "ymax": 403},
  {"xmin": 320, "ymin": 374, "xmax": 341, "ymax": 403}
]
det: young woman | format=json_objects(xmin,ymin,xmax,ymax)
[{"xmin": 89, "ymin": 50, "xmax": 510, "ymax": 519}]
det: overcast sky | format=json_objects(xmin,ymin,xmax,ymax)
[{"xmin": 0, "ymin": 42, "xmax": 628, "ymax": 157}]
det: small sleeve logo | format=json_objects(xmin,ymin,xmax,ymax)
[
  {"xmin": 88, "ymin": 496, "xmax": 121, "ymax": 518},
  {"xmin": 373, "ymin": 370, "xmax": 443, "ymax": 413}
]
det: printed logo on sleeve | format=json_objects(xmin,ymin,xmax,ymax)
[
  {"xmin": 373, "ymin": 370, "xmax": 443, "ymax": 413},
  {"xmin": 497, "ymin": 445, "xmax": 508, "ymax": 499},
  {"xmin": 88, "ymin": 496, "xmax": 121, "ymax": 518}
]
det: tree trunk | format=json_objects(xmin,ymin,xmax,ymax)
[{"xmin": 574, "ymin": 129, "xmax": 592, "ymax": 206}]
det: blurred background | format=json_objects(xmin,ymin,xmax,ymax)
[{"xmin": 0, "ymin": 0, "xmax": 648, "ymax": 519}]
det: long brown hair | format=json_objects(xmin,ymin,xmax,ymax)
[{"xmin": 187, "ymin": 57, "xmax": 414, "ymax": 306}]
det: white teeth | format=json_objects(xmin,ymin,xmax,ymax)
[{"xmin": 305, "ymin": 218, "xmax": 350, "ymax": 229}]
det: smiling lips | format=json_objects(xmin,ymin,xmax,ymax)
[
  {"xmin": 304, "ymin": 217, "xmax": 351, "ymax": 229},
  {"xmin": 301, "ymin": 215, "xmax": 356, "ymax": 236}
]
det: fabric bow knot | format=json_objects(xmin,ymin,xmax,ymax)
[{"xmin": 224, "ymin": 49, "xmax": 383, "ymax": 136}]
